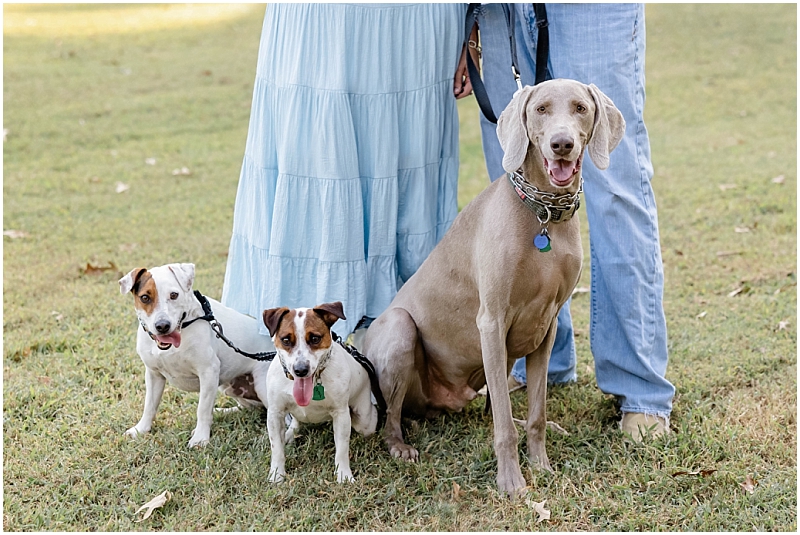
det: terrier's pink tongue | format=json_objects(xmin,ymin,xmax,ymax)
[
  {"xmin": 548, "ymin": 159, "xmax": 578, "ymax": 184},
  {"xmin": 293, "ymin": 376, "xmax": 314, "ymax": 406},
  {"xmin": 155, "ymin": 332, "xmax": 181, "ymax": 348}
]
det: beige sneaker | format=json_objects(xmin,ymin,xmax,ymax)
[
  {"xmin": 620, "ymin": 412, "xmax": 670, "ymax": 442},
  {"xmin": 507, "ymin": 375, "xmax": 525, "ymax": 392}
]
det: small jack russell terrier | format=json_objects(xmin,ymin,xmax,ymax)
[
  {"xmin": 262, "ymin": 302, "xmax": 377, "ymax": 483},
  {"xmin": 120, "ymin": 263, "xmax": 273, "ymax": 448}
]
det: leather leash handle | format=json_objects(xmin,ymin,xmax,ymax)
[
  {"xmin": 532, "ymin": 3, "xmax": 549, "ymax": 85},
  {"xmin": 466, "ymin": 3, "xmax": 498, "ymax": 124},
  {"xmin": 465, "ymin": 3, "xmax": 550, "ymax": 125}
]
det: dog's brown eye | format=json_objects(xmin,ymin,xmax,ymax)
[
  {"xmin": 576, "ymin": 104, "xmax": 587, "ymax": 113},
  {"xmin": 140, "ymin": 294, "xmax": 151, "ymax": 304},
  {"xmin": 281, "ymin": 337, "xmax": 292, "ymax": 347},
  {"xmin": 537, "ymin": 106, "xmax": 547, "ymax": 114},
  {"xmin": 170, "ymin": 292, "xmax": 179, "ymax": 300},
  {"xmin": 309, "ymin": 335, "xmax": 321, "ymax": 345}
]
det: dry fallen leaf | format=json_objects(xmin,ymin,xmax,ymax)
[
  {"xmin": 777, "ymin": 320, "xmax": 789, "ymax": 331},
  {"xmin": 145, "ymin": 157, "xmax": 156, "ymax": 166},
  {"xmin": 526, "ymin": 498, "xmax": 551, "ymax": 523},
  {"xmin": 671, "ymin": 469, "xmax": 717, "ymax": 478},
  {"xmin": 135, "ymin": 490, "xmax": 171, "ymax": 522},
  {"xmin": 718, "ymin": 183, "xmax": 738, "ymax": 191},
  {"xmin": 728, "ymin": 286, "xmax": 750, "ymax": 298},
  {"xmin": 115, "ymin": 182, "xmax": 130, "ymax": 193},
  {"xmin": 740, "ymin": 475, "xmax": 757, "ymax": 494},
  {"xmin": 3, "ymin": 229, "xmax": 28, "ymax": 239},
  {"xmin": 51, "ymin": 310, "xmax": 64, "ymax": 322},
  {"xmin": 451, "ymin": 481, "xmax": 462, "ymax": 501},
  {"xmin": 734, "ymin": 226, "xmax": 751, "ymax": 233},
  {"xmin": 771, "ymin": 174, "xmax": 785, "ymax": 184},
  {"xmin": 81, "ymin": 261, "xmax": 119, "ymax": 276},
  {"xmin": 696, "ymin": 311, "xmax": 707, "ymax": 319}
]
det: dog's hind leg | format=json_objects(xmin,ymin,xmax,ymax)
[
  {"xmin": 367, "ymin": 307, "xmax": 421, "ymax": 462},
  {"xmin": 284, "ymin": 415, "xmax": 300, "ymax": 444},
  {"xmin": 350, "ymin": 388, "xmax": 378, "ymax": 437},
  {"xmin": 525, "ymin": 317, "xmax": 556, "ymax": 473},
  {"xmin": 125, "ymin": 367, "xmax": 166, "ymax": 439}
]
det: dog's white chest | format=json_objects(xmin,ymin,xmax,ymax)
[{"xmin": 277, "ymin": 380, "xmax": 337, "ymax": 424}]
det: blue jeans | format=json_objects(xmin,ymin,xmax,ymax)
[{"xmin": 477, "ymin": 3, "xmax": 674, "ymax": 418}]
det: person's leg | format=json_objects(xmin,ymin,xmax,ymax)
[
  {"xmin": 478, "ymin": 3, "xmax": 577, "ymax": 385},
  {"xmin": 542, "ymin": 3, "xmax": 674, "ymax": 424}
]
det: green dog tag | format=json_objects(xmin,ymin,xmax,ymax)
[{"xmin": 312, "ymin": 384, "xmax": 325, "ymax": 401}]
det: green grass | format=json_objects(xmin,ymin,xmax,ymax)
[{"xmin": 3, "ymin": 3, "xmax": 796, "ymax": 531}]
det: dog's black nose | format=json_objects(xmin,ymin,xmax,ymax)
[
  {"xmin": 550, "ymin": 135, "xmax": 574, "ymax": 156},
  {"xmin": 293, "ymin": 360, "xmax": 310, "ymax": 378},
  {"xmin": 154, "ymin": 320, "xmax": 171, "ymax": 334}
]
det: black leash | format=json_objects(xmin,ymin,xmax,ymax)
[
  {"xmin": 465, "ymin": 3, "xmax": 550, "ymax": 125},
  {"xmin": 185, "ymin": 291, "xmax": 277, "ymax": 362},
  {"xmin": 331, "ymin": 331, "xmax": 388, "ymax": 419}
]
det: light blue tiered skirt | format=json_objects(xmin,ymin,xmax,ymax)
[{"xmin": 222, "ymin": 3, "xmax": 466, "ymax": 335}]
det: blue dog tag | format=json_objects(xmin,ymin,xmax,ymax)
[{"xmin": 534, "ymin": 230, "xmax": 551, "ymax": 252}]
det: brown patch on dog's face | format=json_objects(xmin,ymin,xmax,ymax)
[
  {"xmin": 269, "ymin": 308, "xmax": 334, "ymax": 354},
  {"xmin": 133, "ymin": 271, "xmax": 158, "ymax": 316},
  {"xmin": 272, "ymin": 310, "xmax": 299, "ymax": 352},
  {"xmin": 302, "ymin": 310, "xmax": 334, "ymax": 351}
]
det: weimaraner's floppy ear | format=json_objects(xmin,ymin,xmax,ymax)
[
  {"xmin": 586, "ymin": 83, "xmax": 626, "ymax": 170},
  {"xmin": 497, "ymin": 86, "xmax": 536, "ymax": 172}
]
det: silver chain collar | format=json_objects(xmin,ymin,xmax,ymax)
[{"xmin": 507, "ymin": 170, "xmax": 583, "ymax": 224}]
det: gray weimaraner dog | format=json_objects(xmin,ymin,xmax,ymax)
[{"xmin": 363, "ymin": 79, "xmax": 625, "ymax": 496}]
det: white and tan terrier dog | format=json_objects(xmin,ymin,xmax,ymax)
[
  {"xmin": 262, "ymin": 302, "xmax": 377, "ymax": 483},
  {"xmin": 120, "ymin": 263, "xmax": 273, "ymax": 448}
]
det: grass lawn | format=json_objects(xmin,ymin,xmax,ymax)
[{"xmin": 3, "ymin": 3, "xmax": 796, "ymax": 531}]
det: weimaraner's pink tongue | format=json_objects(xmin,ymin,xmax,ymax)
[
  {"xmin": 548, "ymin": 159, "xmax": 578, "ymax": 183},
  {"xmin": 293, "ymin": 376, "xmax": 314, "ymax": 406},
  {"xmin": 156, "ymin": 332, "xmax": 181, "ymax": 348}
]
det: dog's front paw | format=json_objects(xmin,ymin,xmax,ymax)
[
  {"xmin": 496, "ymin": 467, "xmax": 527, "ymax": 498},
  {"xmin": 187, "ymin": 430, "xmax": 210, "ymax": 448},
  {"xmin": 268, "ymin": 469, "xmax": 286, "ymax": 484},
  {"xmin": 389, "ymin": 443, "xmax": 419, "ymax": 463},
  {"xmin": 337, "ymin": 470, "xmax": 355, "ymax": 484},
  {"xmin": 124, "ymin": 426, "xmax": 146, "ymax": 439}
]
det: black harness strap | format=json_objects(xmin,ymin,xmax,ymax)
[
  {"xmin": 331, "ymin": 331, "xmax": 388, "ymax": 419},
  {"xmin": 181, "ymin": 290, "xmax": 215, "ymax": 328},
  {"xmin": 466, "ymin": 3, "xmax": 550, "ymax": 125}
]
